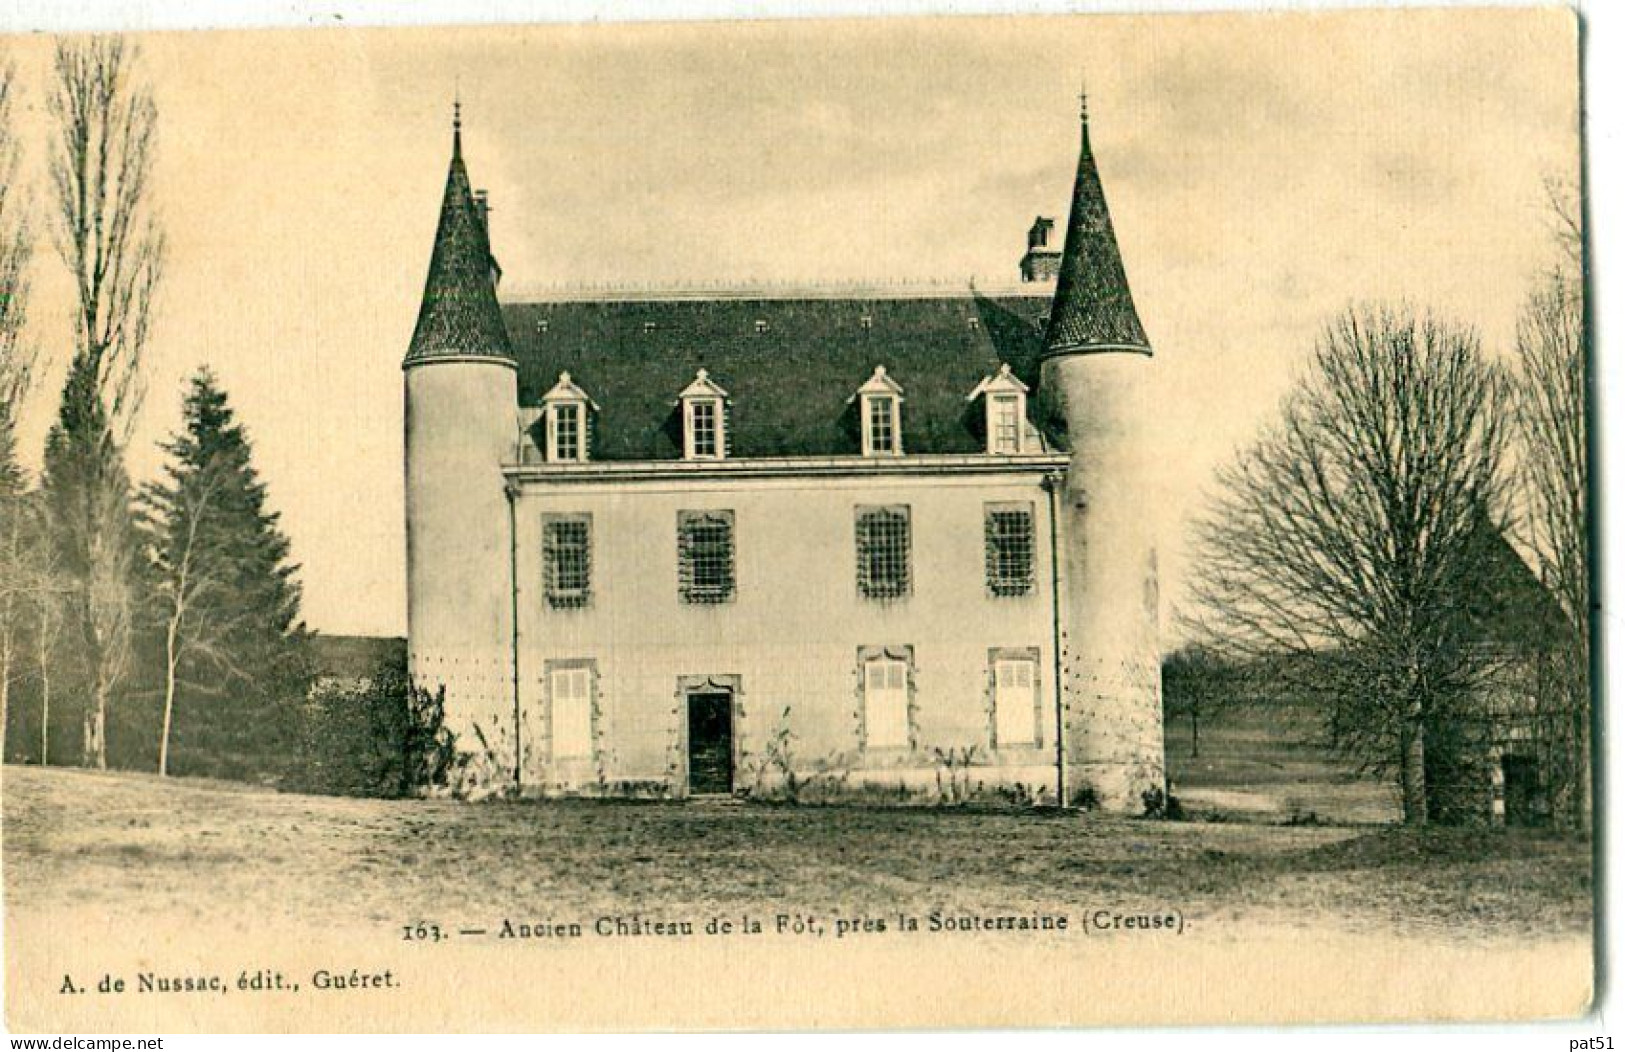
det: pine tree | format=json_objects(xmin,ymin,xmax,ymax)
[
  {"xmin": 43, "ymin": 352, "xmax": 139, "ymax": 768},
  {"xmin": 140, "ymin": 369, "xmax": 311, "ymax": 780}
]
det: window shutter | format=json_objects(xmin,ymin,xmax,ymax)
[
  {"xmin": 863, "ymin": 656, "xmax": 910, "ymax": 750},
  {"xmin": 552, "ymin": 666, "xmax": 594, "ymax": 760},
  {"xmin": 993, "ymin": 657, "xmax": 1038, "ymax": 748}
]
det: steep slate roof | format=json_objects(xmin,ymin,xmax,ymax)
[
  {"xmin": 1043, "ymin": 103, "xmax": 1151, "ymax": 357},
  {"xmin": 405, "ymin": 119, "xmax": 515, "ymax": 365},
  {"xmin": 1455, "ymin": 519, "xmax": 1569, "ymax": 651},
  {"xmin": 502, "ymin": 292, "xmax": 1057, "ymax": 460}
]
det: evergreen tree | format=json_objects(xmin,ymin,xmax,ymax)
[
  {"xmin": 140, "ymin": 368, "xmax": 311, "ymax": 781},
  {"xmin": 42, "ymin": 352, "xmax": 139, "ymax": 767}
]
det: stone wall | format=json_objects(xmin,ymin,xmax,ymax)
[
  {"xmin": 404, "ymin": 358, "xmax": 522, "ymax": 793},
  {"xmin": 507, "ymin": 467, "xmax": 1068, "ymax": 802},
  {"xmin": 1040, "ymin": 351, "xmax": 1166, "ymax": 813}
]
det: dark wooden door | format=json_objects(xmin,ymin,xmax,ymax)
[{"xmin": 688, "ymin": 692, "xmax": 733, "ymax": 795}]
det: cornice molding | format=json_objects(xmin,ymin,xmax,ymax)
[{"xmin": 504, "ymin": 453, "xmax": 1071, "ymax": 485}]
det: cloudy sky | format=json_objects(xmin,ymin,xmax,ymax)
[{"xmin": 5, "ymin": 8, "xmax": 1579, "ymax": 638}]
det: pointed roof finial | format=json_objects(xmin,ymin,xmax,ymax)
[
  {"xmin": 1079, "ymin": 72, "xmax": 1089, "ymax": 123},
  {"xmin": 405, "ymin": 92, "xmax": 514, "ymax": 367},
  {"xmin": 452, "ymin": 78, "xmax": 463, "ymax": 155},
  {"xmin": 1042, "ymin": 88, "xmax": 1151, "ymax": 359}
]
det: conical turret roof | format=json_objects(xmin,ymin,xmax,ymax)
[
  {"xmin": 405, "ymin": 115, "xmax": 514, "ymax": 366},
  {"xmin": 1043, "ymin": 98, "xmax": 1151, "ymax": 357}
]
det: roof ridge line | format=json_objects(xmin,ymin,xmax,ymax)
[{"xmin": 503, "ymin": 280, "xmax": 1055, "ymax": 304}]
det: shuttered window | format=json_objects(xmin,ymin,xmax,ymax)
[
  {"xmin": 550, "ymin": 664, "xmax": 594, "ymax": 760},
  {"xmin": 993, "ymin": 657, "xmax": 1039, "ymax": 748},
  {"xmin": 863, "ymin": 656, "xmax": 911, "ymax": 751}
]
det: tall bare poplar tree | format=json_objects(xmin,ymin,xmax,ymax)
[
  {"xmin": 0, "ymin": 58, "xmax": 36, "ymax": 752},
  {"xmin": 1513, "ymin": 178, "xmax": 1589, "ymax": 830},
  {"xmin": 29, "ymin": 507, "xmax": 64, "ymax": 764},
  {"xmin": 41, "ymin": 36, "xmax": 163, "ymax": 769},
  {"xmin": 1186, "ymin": 306, "xmax": 1508, "ymax": 824}
]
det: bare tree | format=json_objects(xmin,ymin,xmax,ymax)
[
  {"xmin": 0, "ymin": 57, "xmax": 36, "ymax": 753},
  {"xmin": 1186, "ymin": 305, "xmax": 1508, "ymax": 824},
  {"xmin": 1162, "ymin": 645, "xmax": 1247, "ymax": 760},
  {"xmin": 26, "ymin": 497, "xmax": 65, "ymax": 764},
  {"xmin": 41, "ymin": 36, "xmax": 163, "ymax": 769},
  {"xmin": 49, "ymin": 36, "xmax": 161, "ymax": 439},
  {"xmin": 145, "ymin": 462, "xmax": 231, "ymax": 776},
  {"xmin": 1541, "ymin": 175, "xmax": 1583, "ymax": 275},
  {"xmin": 1513, "ymin": 177, "xmax": 1588, "ymax": 830}
]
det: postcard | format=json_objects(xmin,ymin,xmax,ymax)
[{"xmin": 0, "ymin": 7, "xmax": 1592, "ymax": 1032}]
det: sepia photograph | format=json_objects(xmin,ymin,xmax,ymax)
[{"xmin": 0, "ymin": 3, "xmax": 1595, "ymax": 1033}]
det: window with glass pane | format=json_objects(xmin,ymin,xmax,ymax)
[
  {"xmin": 867, "ymin": 396, "xmax": 897, "ymax": 454},
  {"xmin": 992, "ymin": 394, "xmax": 1021, "ymax": 453},
  {"xmin": 856, "ymin": 506, "xmax": 911, "ymax": 599},
  {"xmin": 679, "ymin": 511, "xmax": 735, "ymax": 604},
  {"xmin": 985, "ymin": 504, "xmax": 1035, "ymax": 597},
  {"xmin": 690, "ymin": 399, "xmax": 719, "ymax": 458},
  {"xmin": 864, "ymin": 656, "xmax": 910, "ymax": 750},
  {"xmin": 552, "ymin": 403, "xmax": 581, "ymax": 461},
  {"xmin": 994, "ymin": 657, "xmax": 1038, "ymax": 747},
  {"xmin": 551, "ymin": 665, "xmax": 593, "ymax": 760},
  {"xmin": 544, "ymin": 517, "xmax": 592, "ymax": 609}
]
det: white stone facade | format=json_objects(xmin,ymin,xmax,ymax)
[
  {"xmin": 503, "ymin": 459, "xmax": 1068, "ymax": 801},
  {"xmin": 402, "ymin": 107, "xmax": 1167, "ymax": 811}
]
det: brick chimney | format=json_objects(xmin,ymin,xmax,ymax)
[{"xmin": 1020, "ymin": 216, "xmax": 1061, "ymax": 283}]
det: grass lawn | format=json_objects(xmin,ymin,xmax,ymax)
[
  {"xmin": 1, "ymin": 765, "xmax": 1591, "ymax": 944},
  {"xmin": 1166, "ymin": 699, "xmax": 1402, "ymax": 824}
]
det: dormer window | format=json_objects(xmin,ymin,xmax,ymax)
[
  {"xmin": 867, "ymin": 397, "xmax": 898, "ymax": 454},
  {"xmin": 679, "ymin": 368, "xmax": 729, "ymax": 461},
  {"xmin": 991, "ymin": 395, "xmax": 1021, "ymax": 452},
  {"xmin": 968, "ymin": 363, "xmax": 1030, "ymax": 455},
  {"xmin": 854, "ymin": 366, "xmax": 904, "ymax": 457},
  {"xmin": 691, "ymin": 401, "xmax": 719, "ymax": 456},
  {"xmin": 541, "ymin": 372, "xmax": 597, "ymax": 463},
  {"xmin": 553, "ymin": 403, "xmax": 583, "ymax": 460}
]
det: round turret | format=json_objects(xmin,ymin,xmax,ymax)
[
  {"xmin": 1039, "ymin": 98, "xmax": 1165, "ymax": 811},
  {"xmin": 403, "ymin": 114, "xmax": 521, "ymax": 792}
]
